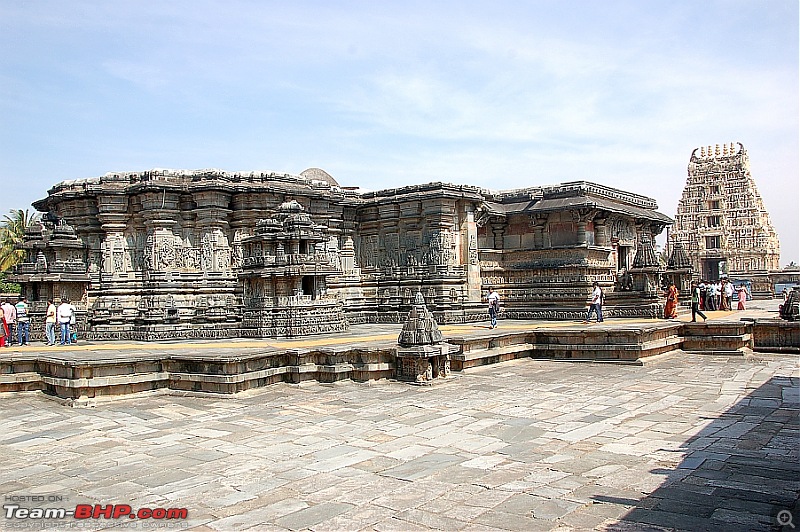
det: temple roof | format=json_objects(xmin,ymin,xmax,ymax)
[{"xmin": 483, "ymin": 184, "xmax": 672, "ymax": 224}]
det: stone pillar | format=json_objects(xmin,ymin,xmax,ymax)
[
  {"xmin": 192, "ymin": 191, "xmax": 232, "ymax": 273},
  {"xmin": 594, "ymin": 217, "xmax": 607, "ymax": 247},
  {"xmin": 576, "ymin": 209, "xmax": 596, "ymax": 246},
  {"xmin": 139, "ymin": 191, "xmax": 181, "ymax": 273},
  {"xmin": 462, "ymin": 204, "xmax": 482, "ymax": 303},
  {"xmin": 490, "ymin": 221, "xmax": 505, "ymax": 249},
  {"xmin": 96, "ymin": 194, "xmax": 129, "ymax": 277},
  {"xmin": 340, "ymin": 236, "xmax": 356, "ymax": 274},
  {"xmin": 532, "ymin": 215, "xmax": 548, "ymax": 249}
]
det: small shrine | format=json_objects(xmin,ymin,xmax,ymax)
[
  {"xmin": 239, "ymin": 200, "xmax": 348, "ymax": 337},
  {"xmin": 395, "ymin": 291, "xmax": 457, "ymax": 384},
  {"xmin": 665, "ymin": 242, "xmax": 693, "ymax": 299}
]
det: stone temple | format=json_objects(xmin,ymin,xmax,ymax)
[
  {"xmin": 10, "ymin": 168, "xmax": 672, "ymax": 340},
  {"xmin": 670, "ymin": 143, "xmax": 780, "ymax": 293}
]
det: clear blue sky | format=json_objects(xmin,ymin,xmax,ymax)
[{"xmin": 1, "ymin": 0, "xmax": 797, "ymax": 264}]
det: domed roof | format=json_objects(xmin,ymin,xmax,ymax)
[{"xmin": 300, "ymin": 168, "xmax": 339, "ymax": 187}]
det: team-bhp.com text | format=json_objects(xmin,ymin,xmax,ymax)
[{"xmin": 4, "ymin": 504, "xmax": 188, "ymax": 520}]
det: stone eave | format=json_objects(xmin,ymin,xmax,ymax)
[
  {"xmin": 527, "ymin": 196, "xmax": 672, "ymax": 224},
  {"xmin": 358, "ymin": 182, "xmax": 485, "ymax": 203}
]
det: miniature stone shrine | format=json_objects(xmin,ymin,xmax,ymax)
[{"xmin": 395, "ymin": 291, "xmax": 456, "ymax": 383}]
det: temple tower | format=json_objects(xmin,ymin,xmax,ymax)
[{"xmin": 671, "ymin": 143, "xmax": 780, "ymax": 282}]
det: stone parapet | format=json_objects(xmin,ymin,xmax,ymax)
[
  {"xmin": 2, "ymin": 320, "xmax": 796, "ymax": 403},
  {"xmin": 751, "ymin": 319, "xmax": 800, "ymax": 353}
]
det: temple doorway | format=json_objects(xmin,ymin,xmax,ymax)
[
  {"xmin": 302, "ymin": 276, "xmax": 316, "ymax": 299},
  {"xmin": 702, "ymin": 259, "xmax": 727, "ymax": 281}
]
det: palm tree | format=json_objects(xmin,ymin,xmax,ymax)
[{"xmin": 0, "ymin": 209, "xmax": 40, "ymax": 271}]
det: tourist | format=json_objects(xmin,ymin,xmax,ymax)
[
  {"xmin": 690, "ymin": 281, "xmax": 707, "ymax": 322},
  {"xmin": 487, "ymin": 287, "xmax": 500, "ymax": 329},
  {"xmin": 698, "ymin": 281, "xmax": 707, "ymax": 311},
  {"xmin": 584, "ymin": 281, "xmax": 604, "ymax": 323},
  {"xmin": 1, "ymin": 299, "xmax": 15, "ymax": 346},
  {"xmin": 15, "ymin": 296, "xmax": 30, "ymax": 346},
  {"xmin": 706, "ymin": 282, "xmax": 717, "ymax": 311},
  {"xmin": 664, "ymin": 281, "xmax": 678, "ymax": 319},
  {"xmin": 45, "ymin": 299, "xmax": 57, "ymax": 346},
  {"xmin": 0, "ymin": 308, "xmax": 7, "ymax": 347},
  {"xmin": 57, "ymin": 298, "xmax": 74, "ymax": 345},
  {"xmin": 737, "ymin": 285, "xmax": 749, "ymax": 310},
  {"xmin": 724, "ymin": 280, "xmax": 734, "ymax": 310}
]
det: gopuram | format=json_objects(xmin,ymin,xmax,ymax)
[
  {"xmin": 10, "ymin": 168, "xmax": 672, "ymax": 340},
  {"xmin": 671, "ymin": 143, "xmax": 780, "ymax": 294}
]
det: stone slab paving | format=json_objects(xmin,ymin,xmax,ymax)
[{"xmin": 1, "ymin": 345, "xmax": 798, "ymax": 531}]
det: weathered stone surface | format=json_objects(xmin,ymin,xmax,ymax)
[
  {"xmin": 671, "ymin": 143, "xmax": 780, "ymax": 284},
  {"xmin": 11, "ymin": 170, "xmax": 671, "ymax": 340}
]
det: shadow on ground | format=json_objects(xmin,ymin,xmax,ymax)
[{"xmin": 597, "ymin": 375, "xmax": 800, "ymax": 531}]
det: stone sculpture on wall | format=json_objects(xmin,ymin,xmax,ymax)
[{"xmin": 11, "ymin": 169, "xmax": 672, "ymax": 339}]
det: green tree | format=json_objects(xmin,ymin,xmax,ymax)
[{"xmin": 0, "ymin": 209, "xmax": 40, "ymax": 271}]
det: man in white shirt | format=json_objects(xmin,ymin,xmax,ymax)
[
  {"xmin": 724, "ymin": 280, "xmax": 734, "ymax": 310},
  {"xmin": 487, "ymin": 288, "xmax": 500, "ymax": 329},
  {"xmin": 57, "ymin": 298, "xmax": 74, "ymax": 345},
  {"xmin": 584, "ymin": 282, "xmax": 604, "ymax": 323}
]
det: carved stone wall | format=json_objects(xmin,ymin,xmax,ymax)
[{"xmin": 12, "ymin": 171, "xmax": 672, "ymax": 338}]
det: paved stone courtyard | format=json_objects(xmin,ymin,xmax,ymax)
[{"xmin": 1, "ymin": 347, "xmax": 798, "ymax": 531}]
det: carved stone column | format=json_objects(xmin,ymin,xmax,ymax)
[
  {"xmin": 575, "ymin": 208, "xmax": 596, "ymax": 246},
  {"xmin": 96, "ymin": 194, "xmax": 129, "ymax": 278},
  {"xmin": 462, "ymin": 204, "xmax": 482, "ymax": 302},
  {"xmin": 192, "ymin": 191, "xmax": 232, "ymax": 273},
  {"xmin": 490, "ymin": 220, "xmax": 505, "ymax": 250},
  {"xmin": 531, "ymin": 215, "xmax": 548, "ymax": 249},
  {"xmin": 139, "ymin": 191, "xmax": 181, "ymax": 273},
  {"xmin": 594, "ymin": 216, "xmax": 608, "ymax": 247}
]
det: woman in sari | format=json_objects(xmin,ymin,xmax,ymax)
[
  {"xmin": 0, "ymin": 309, "xmax": 7, "ymax": 347},
  {"xmin": 737, "ymin": 285, "xmax": 748, "ymax": 310},
  {"xmin": 664, "ymin": 281, "xmax": 679, "ymax": 319}
]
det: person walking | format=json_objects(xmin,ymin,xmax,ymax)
[
  {"xmin": 45, "ymin": 299, "xmax": 57, "ymax": 346},
  {"xmin": 664, "ymin": 281, "xmax": 678, "ymax": 319},
  {"xmin": 15, "ymin": 296, "xmax": 30, "ymax": 346},
  {"xmin": 737, "ymin": 285, "xmax": 749, "ymax": 310},
  {"xmin": 584, "ymin": 281, "xmax": 604, "ymax": 323},
  {"xmin": 487, "ymin": 287, "xmax": 500, "ymax": 329},
  {"xmin": 2, "ymin": 299, "xmax": 16, "ymax": 346},
  {"xmin": 57, "ymin": 298, "xmax": 74, "ymax": 345},
  {"xmin": 0, "ymin": 308, "xmax": 7, "ymax": 347},
  {"xmin": 690, "ymin": 281, "xmax": 707, "ymax": 322},
  {"xmin": 724, "ymin": 280, "xmax": 734, "ymax": 311}
]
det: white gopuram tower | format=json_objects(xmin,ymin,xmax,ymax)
[{"xmin": 671, "ymin": 142, "xmax": 780, "ymax": 282}]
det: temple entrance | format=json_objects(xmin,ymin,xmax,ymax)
[
  {"xmin": 618, "ymin": 245, "xmax": 631, "ymax": 271},
  {"xmin": 301, "ymin": 276, "xmax": 316, "ymax": 299},
  {"xmin": 702, "ymin": 259, "xmax": 727, "ymax": 281}
]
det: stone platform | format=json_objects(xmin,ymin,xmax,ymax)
[
  {"xmin": 1, "ymin": 340, "xmax": 797, "ymax": 531},
  {"xmin": 1, "ymin": 301, "xmax": 796, "ymax": 404}
]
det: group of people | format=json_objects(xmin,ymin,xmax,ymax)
[
  {"xmin": 487, "ymin": 277, "xmax": 752, "ymax": 329},
  {"xmin": 1, "ymin": 297, "xmax": 77, "ymax": 347},
  {"xmin": 694, "ymin": 279, "xmax": 745, "ymax": 312},
  {"xmin": 668, "ymin": 279, "xmax": 750, "ymax": 322}
]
